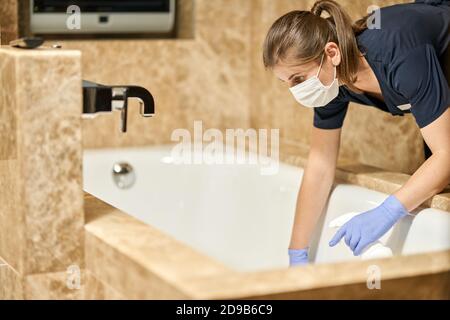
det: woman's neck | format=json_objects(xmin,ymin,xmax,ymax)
[{"xmin": 352, "ymin": 55, "xmax": 384, "ymax": 100}]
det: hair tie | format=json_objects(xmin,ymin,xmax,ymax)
[{"xmin": 311, "ymin": 3, "xmax": 323, "ymax": 17}]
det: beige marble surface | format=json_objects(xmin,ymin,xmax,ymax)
[
  {"xmin": 0, "ymin": 47, "xmax": 84, "ymax": 275},
  {"xmin": 1, "ymin": 252, "xmax": 121, "ymax": 300},
  {"xmin": 1, "ymin": 257, "xmax": 86, "ymax": 300},
  {"xmin": 83, "ymin": 193, "xmax": 450, "ymax": 300},
  {"xmin": 84, "ymin": 270, "xmax": 125, "ymax": 300},
  {"xmin": 0, "ymin": 257, "xmax": 23, "ymax": 299},
  {"xmin": 0, "ymin": 0, "xmax": 19, "ymax": 45},
  {"xmin": 84, "ymin": 193, "xmax": 234, "ymax": 299},
  {"xmin": 176, "ymin": 0, "xmax": 195, "ymax": 39},
  {"xmin": 24, "ymin": 270, "xmax": 85, "ymax": 300},
  {"xmin": 279, "ymin": 139, "xmax": 450, "ymax": 211},
  {"xmin": 51, "ymin": 0, "xmax": 252, "ymax": 151}
]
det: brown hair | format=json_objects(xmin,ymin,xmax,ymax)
[{"xmin": 263, "ymin": 0, "xmax": 369, "ymax": 93}]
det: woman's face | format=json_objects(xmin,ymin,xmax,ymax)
[{"xmin": 272, "ymin": 43, "xmax": 341, "ymax": 88}]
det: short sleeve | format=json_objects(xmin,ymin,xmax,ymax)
[
  {"xmin": 313, "ymin": 95, "xmax": 349, "ymax": 129},
  {"xmin": 391, "ymin": 44, "xmax": 450, "ymax": 128}
]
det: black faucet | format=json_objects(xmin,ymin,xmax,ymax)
[{"xmin": 82, "ymin": 80, "xmax": 155, "ymax": 132}]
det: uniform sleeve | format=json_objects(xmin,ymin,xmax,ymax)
[
  {"xmin": 313, "ymin": 94, "xmax": 349, "ymax": 129},
  {"xmin": 391, "ymin": 44, "xmax": 450, "ymax": 128}
]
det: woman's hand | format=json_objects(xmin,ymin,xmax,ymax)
[
  {"xmin": 329, "ymin": 195, "xmax": 409, "ymax": 256},
  {"xmin": 288, "ymin": 248, "xmax": 309, "ymax": 266}
]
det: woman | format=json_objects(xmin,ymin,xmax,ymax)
[{"xmin": 263, "ymin": 0, "xmax": 450, "ymax": 266}]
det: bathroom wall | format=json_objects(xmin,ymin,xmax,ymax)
[
  {"xmin": 55, "ymin": 0, "xmax": 252, "ymax": 150},
  {"xmin": 0, "ymin": 0, "xmax": 19, "ymax": 44},
  {"xmin": 1, "ymin": 0, "xmax": 425, "ymax": 175}
]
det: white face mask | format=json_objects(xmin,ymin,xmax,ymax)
[{"xmin": 289, "ymin": 54, "xmax": 339, "ymax": 108}]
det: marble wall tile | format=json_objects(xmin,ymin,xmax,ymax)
[
  {"xmin": 0, "ymin": 257, "xmax": 23, "ymax": 299},
  {"xmin": 53, "ymin": 0, "xmax": 252, "ymax": 150},
  {"xmin": 24, "ymin": 270, "xmax": 85, "ymax": 300},
  {"xmin": 85, "ymin": 232, "xmax": 190, "ymax": 299},
  {"xmin": 0, "ymin": 51, "xmax": 17, "ymax": 160},
  {"xmin": 0, "ymin": 0, "xmax": 19, "ymax": 45},
  {"xmin": 0, "ymin": 160, "xmax": 24, "ymax": 273},
  {"xmin": 84, "ymin": 270, "xmax": 125, "ymax": 300},
  {"xmin": 0, "ymin": 48, "xmax": 84, "ymax": 275},
  {"xmin": 176, "ymin": 0, "xmax": 195, "ymax": 39},
  {"xmin": 0, "ymin": 51, "xmax": 25, "ymax": 273},
  {"xmin": 175, "ymin": 0, "xmax": 252, "ymax": 132},
  {"xmin": 62, "ymin": 39, "xmax": 180, "ymax": 149}
]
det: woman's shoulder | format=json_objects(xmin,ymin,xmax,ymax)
[{"xmin": 356, "ymin": 1, "xmax": 449, "ymax": 63}]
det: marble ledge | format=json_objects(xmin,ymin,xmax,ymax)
[
  {"xmin": 83, "ymin": 193, "xmax": 450, "ymax": 299},
  {"xmin": 0, "ymin": 45, "xmax": 81, "ymax": 57},
  {"xmin": 279, "ymin": 139, "xmax": 450, "ymax": 212},
  {"xmin": 23, "ymin": 269, "xmax": 125, "ymax": 300},
  {"xmin": 0, "ymin": 257, "xmax": 125, "ymax": 300},
  {"xmin": 0, "ymin": 260, "xmax": 23, "ymax": 299}
]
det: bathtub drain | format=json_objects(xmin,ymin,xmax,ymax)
[{"xmin": 112, "ymin": 162, "xmax": 136, "ymax": 189}]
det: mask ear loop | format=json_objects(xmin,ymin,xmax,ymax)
[
  {"xmin": 316, "ymin": 53, "xmax": 325, "ymax": 77},
  {"xmin": 332, "ymin": 61, "xmax": 337, "ymax": 80},
  {"xmin": 318, "ymin": 53, "xmax": 338, "ymax": 84}
]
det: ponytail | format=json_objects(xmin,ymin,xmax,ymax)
[{"xmin": 311, "ymin": 0, "xmax": 363, "ymax": 92}]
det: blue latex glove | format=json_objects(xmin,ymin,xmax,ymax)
[
  {"xmin": 329, "ymin": 195, "xmax": 409, "ymax": 256},
  {"xmin": 288, "ymin": 248, "xmax": 309, "ymax": 267}
]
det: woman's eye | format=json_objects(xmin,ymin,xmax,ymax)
[{"xmin": 292, "ymin": 76, "xmax": 305, "ymax": 85}]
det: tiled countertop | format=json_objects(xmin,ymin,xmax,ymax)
[{"xmin": 279, "ymin": 139, "xmax": 450, "ymax": 212}]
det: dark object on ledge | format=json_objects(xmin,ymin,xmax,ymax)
[
  {"xmin": 9, "ymin": 37, "xmax": 44, "ymax": 49},
  {"xmin": 82, "ymin": 80, "xmax": 155, "ymax": 133}
]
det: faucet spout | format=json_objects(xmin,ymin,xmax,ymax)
[
  {"xmin": 82, "ymin": 80, "xmax": 155, "ymax": 133},
  {"xmin": 126, "ymin": 86, "xmax": 155, "ymax": 117}
]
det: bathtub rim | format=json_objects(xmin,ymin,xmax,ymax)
[{"xmin": 83, "ymin": 191, "xmax": 450, "ymax": 299}]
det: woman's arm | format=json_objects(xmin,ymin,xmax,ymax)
[
  {"xmin": 395, "ymin": 107, "xmax": 450, "ymax": 211},
  {"xmin": 289, "ymin": 126, "xmax": 341, "ymax": 250},
  {"xmin": 330, "ymin": 107, "xmax": 450, "ymax": 256}
]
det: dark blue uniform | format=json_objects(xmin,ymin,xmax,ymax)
[{"xmin": 314, "ymin": 0, "xmax": 450, "ymax": 130}]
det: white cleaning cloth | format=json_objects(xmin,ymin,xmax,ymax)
[{"xmin": 329, "ymin": 212, "xmax": 393, "ymax": 260}]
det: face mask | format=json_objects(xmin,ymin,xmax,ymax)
[{"xmin": 289, "ymin": 54, "xmax": 339, "ymax": 108}]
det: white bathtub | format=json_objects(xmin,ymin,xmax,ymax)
[{"xmin": 83, "ymin": 146, "xmax": 450, "ymax": 272}]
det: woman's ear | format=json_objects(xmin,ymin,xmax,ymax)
[{"xmin": 324, "ymin": 42, "xmax": 341, "ymax": 66}]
